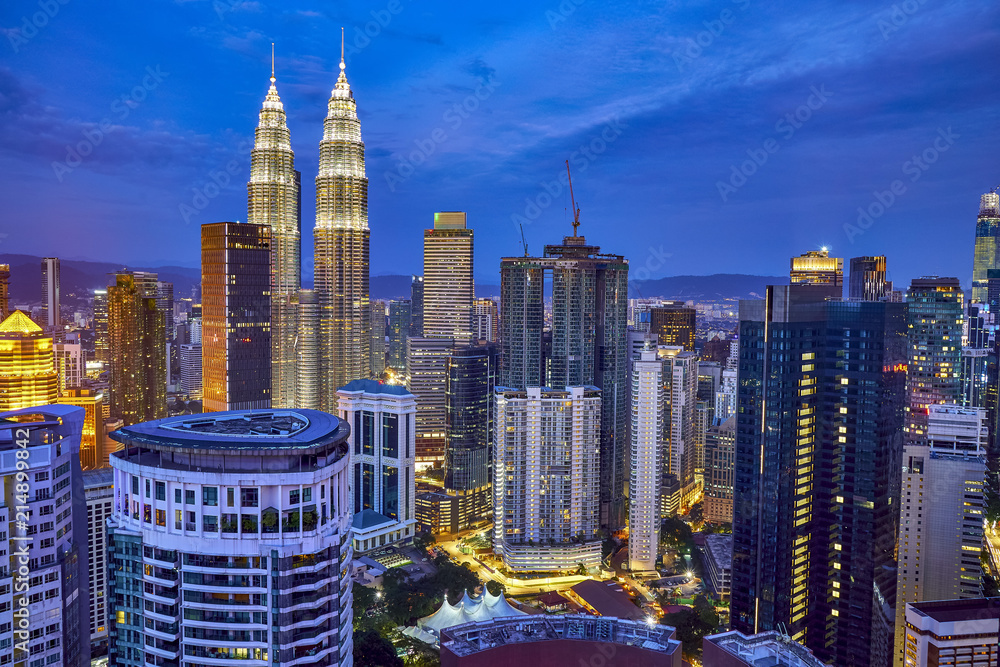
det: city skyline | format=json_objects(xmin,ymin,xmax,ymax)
[{"xmin": 2, "ymin": 1, "xmax": 998, "ymax": 285}]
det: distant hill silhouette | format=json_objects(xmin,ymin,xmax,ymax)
[{"xmin": 630, "ymin": 274, "xmax": 788, "ymax": 299}]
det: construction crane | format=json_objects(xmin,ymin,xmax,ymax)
[
  {"xmin": 518, "ymin": 222, "xmax": 528, "ymax": 257},
  {"xmin": 566, "ymin": 159, "xmax": 581, "ymax": 237}
]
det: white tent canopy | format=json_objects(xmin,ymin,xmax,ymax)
[{"xmin": 414, "ymin": 589, "xmax": 526, "ymax": 639}]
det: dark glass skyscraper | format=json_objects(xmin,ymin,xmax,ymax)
[
  {"xmin": 732, "ymin": 283, "xmax": 907, "ymax": 667},
  {"xmin": 410, "ymin": 275, "xmax": 424, "ymax": 337},
  {"xmin": 387, "ymin": 299, "xmax": 411, "ymax": 374},
  {"xmin": 201, "ymin": 222, "xmax": 271, "ymax": 412},
  {"xmin": 108, "ymin": 272, "xmax": 167, "ymax": 425},
  {"xmin": 445, "ymin": 342, "xmax": 499, "ymax": 529},
  {"xmin": 500, "ymin": 234, "xmax": 629, "ymax": 527},
  {"xmin": 650, "ymin": 302, "xmax": 696, "ymax": 350},
  {"xmin": 972, "ymin": 190, "xmax": 1000, "ymax": 303},
  {"xmin": 849, "ymin": 256, "xmax": 893, "ymax": 301}
]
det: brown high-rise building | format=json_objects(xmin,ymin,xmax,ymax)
[
  {"xmin": 201, "ymin": 222, "xmax": 272, "ymax": 413},
  {"xmin": 0, "ymin": 263, "xmax": 10, "ymax": 320},
  {"xmin": 650, "ymin": 302, "xmax": 696, "ymax": 351},
  {"xmin": 314, "ymin": 49, "xmax": 370, "ymax": 412},
  {"xmin": 107, "ymin": 272, "xmax": 166, "ymax": 425},
  {"xmin": 0, "ymin": 310, "xmax": 59, "ymax": 411},
  {"xmin": 423, "ymin": 212, "xmax": 474, "ymax": 341},
  {"xmin": 41, "ymin": 256, "xmax": 61, "ymax": 330}
]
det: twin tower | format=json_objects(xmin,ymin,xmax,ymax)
[{"xmin": 248, "ymin": 48, "xmax": 370, "ymax": 411}]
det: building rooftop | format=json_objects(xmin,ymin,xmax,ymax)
[
  {"xmin": 908, "ymin": 597, "xmax": 1000, "ymax": 624},
  {"xmin": 704, "ymin": 630, "xmax": 827, "ymax": 666},
  {"xmin": 705, "ymin": 534, "xmax": 733, "ymax": 571},
  {"xmin": 441, "ymin": 614, "xmax": 680, "ymax": 658},
  {"xmin": 352, "ymin": 509, "xmax": 395, "ymax": 531},
  {"xmin": 109, "ymin": 409, "xmax": 349, "ymax": 454},
  {"xmin": 0, "ymin": 310, "xmax": 42, "ymax": 335},
  {"xmin": 83, "ymin": 467, "xmax": 115, "ymax": 489},
  {"xmin": 338, "ymin": 379, "xmax": 414, "ymax": 397},
  {"xmin": 569, "ymin": 579, "xmax": 646, "ymax": 621}
]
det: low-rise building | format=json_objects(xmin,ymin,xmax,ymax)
[
  {"xmin": 440, "ymin": 615, "xmax": 683, "ymax": 667},
  {"xmin": 901, "ymin": 597, "xmax": 1000, "ymax": 666},
  {"xmin": 703, "ymin": 630, "xmax": 827, "ymax": 666},
  {"xmin": 567, "ymin": 579, "xmax": 647, "ymax": 621},
  {"xmin": 702, "ymin": 533, "xmax": 733, "ymax": 600}
]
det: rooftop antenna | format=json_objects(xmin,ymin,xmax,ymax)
[
  {"xmin": 340, "ymin": 27, "xmax": 345, "ymax": 66},
  {"xmin": 566, "ymin": 159, "xmax": 581, "ymax": 237},
  {"xmin": 270, "ymin": 42, "xmax": 275, "ymax": 83}
]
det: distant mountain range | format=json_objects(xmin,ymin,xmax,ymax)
[
  {"xmin": 1, "ymin": 254, "xmax": 782, "ymax": 307},
  {"xmin": 630, "ymin": 274, "xmax": 788, "ymax": 300}
]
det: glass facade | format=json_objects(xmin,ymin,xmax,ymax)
[
  {"xmin": 108, "ymin": 272, "xmax": 166, "ymax": 424},
  {"xmin": 972, "ymin": 192, "xmax": 1000, "ymax": 303},
  {"xmin": 732, "ymin": 284, "xmax": 907, "ymax": 667}
]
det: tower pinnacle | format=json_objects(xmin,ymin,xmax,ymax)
[{"xmin": 271, "ymin": 42, "xmax": 275, "ymax": 83}]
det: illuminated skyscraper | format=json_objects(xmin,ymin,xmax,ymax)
[
  {"xmin": 500, "ymin": 234, "xmax": 629, "ymax": 527},
  {"xmin": 905, "ymin": 277, "xmax": 963, "ymax": 444},
  {"xmin": 93, "ymin": 288, "xmax": 108, "ymax": 363},
  {"xmin": 370, "ymin": 300, "xmax": 386, "ymax": 378},
  {"xmin": 410, "ymin": 275, "xmax": 424, "ymax": 337},
  {"xmin": 201, "ymin": 222, "xmax": 271, "ymax": 413},
  {"xmin": 473, "ymin": 298, "xmax": 499, "ymax": 342},
  {"xmin": 423, "ymin": 212, "xmax": 474, "ymax": 341},
  {"xmin": 650, "ymin": 302, "xmax": 696, "ymax": 350},
  {"xmin": 61, "ymin": 387, "xmax": 108, "ymax": 469},
  {"xmin": 41, "ymin": 256, "xmax": 61, "ymax": 329},
  {"xmin": 0, "ymin": 310, "xmax": 58, "ymax": 411},
  {"xmin": 790, "ymin": 248, "xmax": 843, "ymax": 288},
  {"xmin": 406, "ymin": 336, "xmax": 453, "ymax": 464},
  {"xmin": 849, "ymin": 255, "xmax": 893, "ymax": 301},
  {"xmin": 314, "ymin": 46, "xmax": 370, "ymax": 411},
  {"xmin": 732, "ymin": 283, "xmax": 907, "ymax": 666},
  {"xmin": 0, "ymin": 263, "xmax": 9, "ymax": 320},
  {"xmin": 297, "ymin": 288, "xmax": 320, "ymax": 409},
  {"xmin": 387, "ymin": 299, "xmax": 411, "ymax": 374},
  {"xmin": 107, "ymin": 272, "xmax": 166, "ymax": 425},
  {"xmin": 629, "ymin": 348, "xmax": 664, "ymax": 572},
  {"xmin": 972, "ymin": 190, "xmax": 1000, "ymax": 303},
  {"xmin": 248, "ymin": 57, "xmax": 301, "ymax": 408}
]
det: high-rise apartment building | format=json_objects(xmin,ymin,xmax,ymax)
[
  {"xmin": 629, "ymin": 349, "xmax": 664, "ymax": 572},
  {"xmin": 370, "ymin": 300, "xmax": 386, "ymax": 378},
  {"xmin": 107, "ymin": 409, "xmax": 355, "ymax": 666},
  {"xmin": 201, "ymin": 221, "xmax": 271, "ymax": 412},
  {"xmin": 0, "ymin": 310, "xmax": 58, "ymax": 411},
  {"xmin": 337, "ymin": 379, "xmax": 417, "ymax": 554},
  {"xmin": 296, "ymin": 288, "xmax": 319, "ymax": 409},
  {"xmin": 732, "ymin": 283, "xmax": 907, "ymax": 667},
  {"xmin": 410, "ymin": 275, "xmax": 424, "ymax": 337},
  {"xmin": 423, "ymin": 212, "xmax": 474, "ymax": 341},
  {"xmin": 790, "ymin": 248, "xmax": 843, "ymax": 287},
  {"xmin": 850, "ymin": 255, "xmax": 893, "ymax": 301},
  {"xmin": 61, "ymin": 387, "xmax": 108, "ymax": 469},
  {"xmin": 893, "ymin": 404, "xmax": 987, "ymax": 666},
  {"xmin": 55, "ymin": 336, "xmax": 84, "ymax": 393},
  {"xmin": 0, "ymin": 263, "xmax": 9, "ymax": 319},
  {"xmin": 714, "ymin": 367, "xmax": 737, "ymax": 423},
  {"xmin": 473, "ymin": 298, "xmax": 499, "ymax": 342},
  {"xmin": 84, "ymin": 467, "xmax": 114, "ymax": 652},
  {"xmin": 905, "ymin": 277, "xmax": 963, "ymax": 444},
  {"xmin": 650, "ymin": 302, "xmax": 696, "ymax": 351},
  {"xmin": 972, "ymin": 190, "xmax": 1000, "ymax": 303},
  {"xmin": 444, "ymin": 343, "xmax": 499, "ymax": 531},
  {"xmin": 248, "ymin": 63, "xmax": 301, "ymax": 409},
  {"xmin": 493, "ymin": 386, "xmax": 603, "ymax": 572},
  {"xmin": 179, "ymin": 343, "xmax": 202, "ymax": 398},
  {"xmin": 703, "ymin": 416, "xmax": 735, "ymax": 525},
  {"xmin": 108, "ymin": 272, "xmax": 166, "ymax": 425},
  {"xmin": 314, "ymin": 51, "xmax": 370, "ymax": 412},
  {"xmin": 900, "ymin": 598, "xmax": 1000, "ymax": 666},
  {"xmin": 0, "ymin": 405, "xmax": 90, "ymax": 667},
  {"xmin": 387, "ymin": 299, "xmax": 411, "ymax": 374},
  {"xmin": 406, "ymin": 337, "xmax": 453, "ymax": 464},
  {"xmin": 660, "ymin": 347, "xmax": 699, "ymax": 514},
  {"xmin": 500, "ymin": 234, "xmax": 629, "ymax": 528},
  {"xmin": 93, "ymin": 288, "xmax": 109, "ymax": 363},
  {"xmin": 41, "ymin": 256, "xmax": 61, "ymax": 329}
]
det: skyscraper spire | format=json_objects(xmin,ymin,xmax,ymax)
[
  {"xmin": 248, "ymin": 46, "xmax": 301, "ymax": 409},
  {"xmin": 313, "ymin": 40, "xmax": 371, "ymax": 411}
]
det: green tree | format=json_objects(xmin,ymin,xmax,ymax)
[
  {"xmin": 354, "ymin": 630, "xmax": 403, "ymax": 667},
  {"xmin": 660, "ymin": 594, "xmax": 719, "ymax": 660},
  {"xmin": 485, "ymin": 579, "xmax": 506, "ymax": 596}
]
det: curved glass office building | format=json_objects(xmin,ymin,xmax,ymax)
[{"xmin": 107, "ymin": 410, "xmax": 354, "ymax": 667}]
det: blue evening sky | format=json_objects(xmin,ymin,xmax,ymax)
[{"xmin": 1, "ymin": 0, "xmax": 998, "ymax": 285}]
